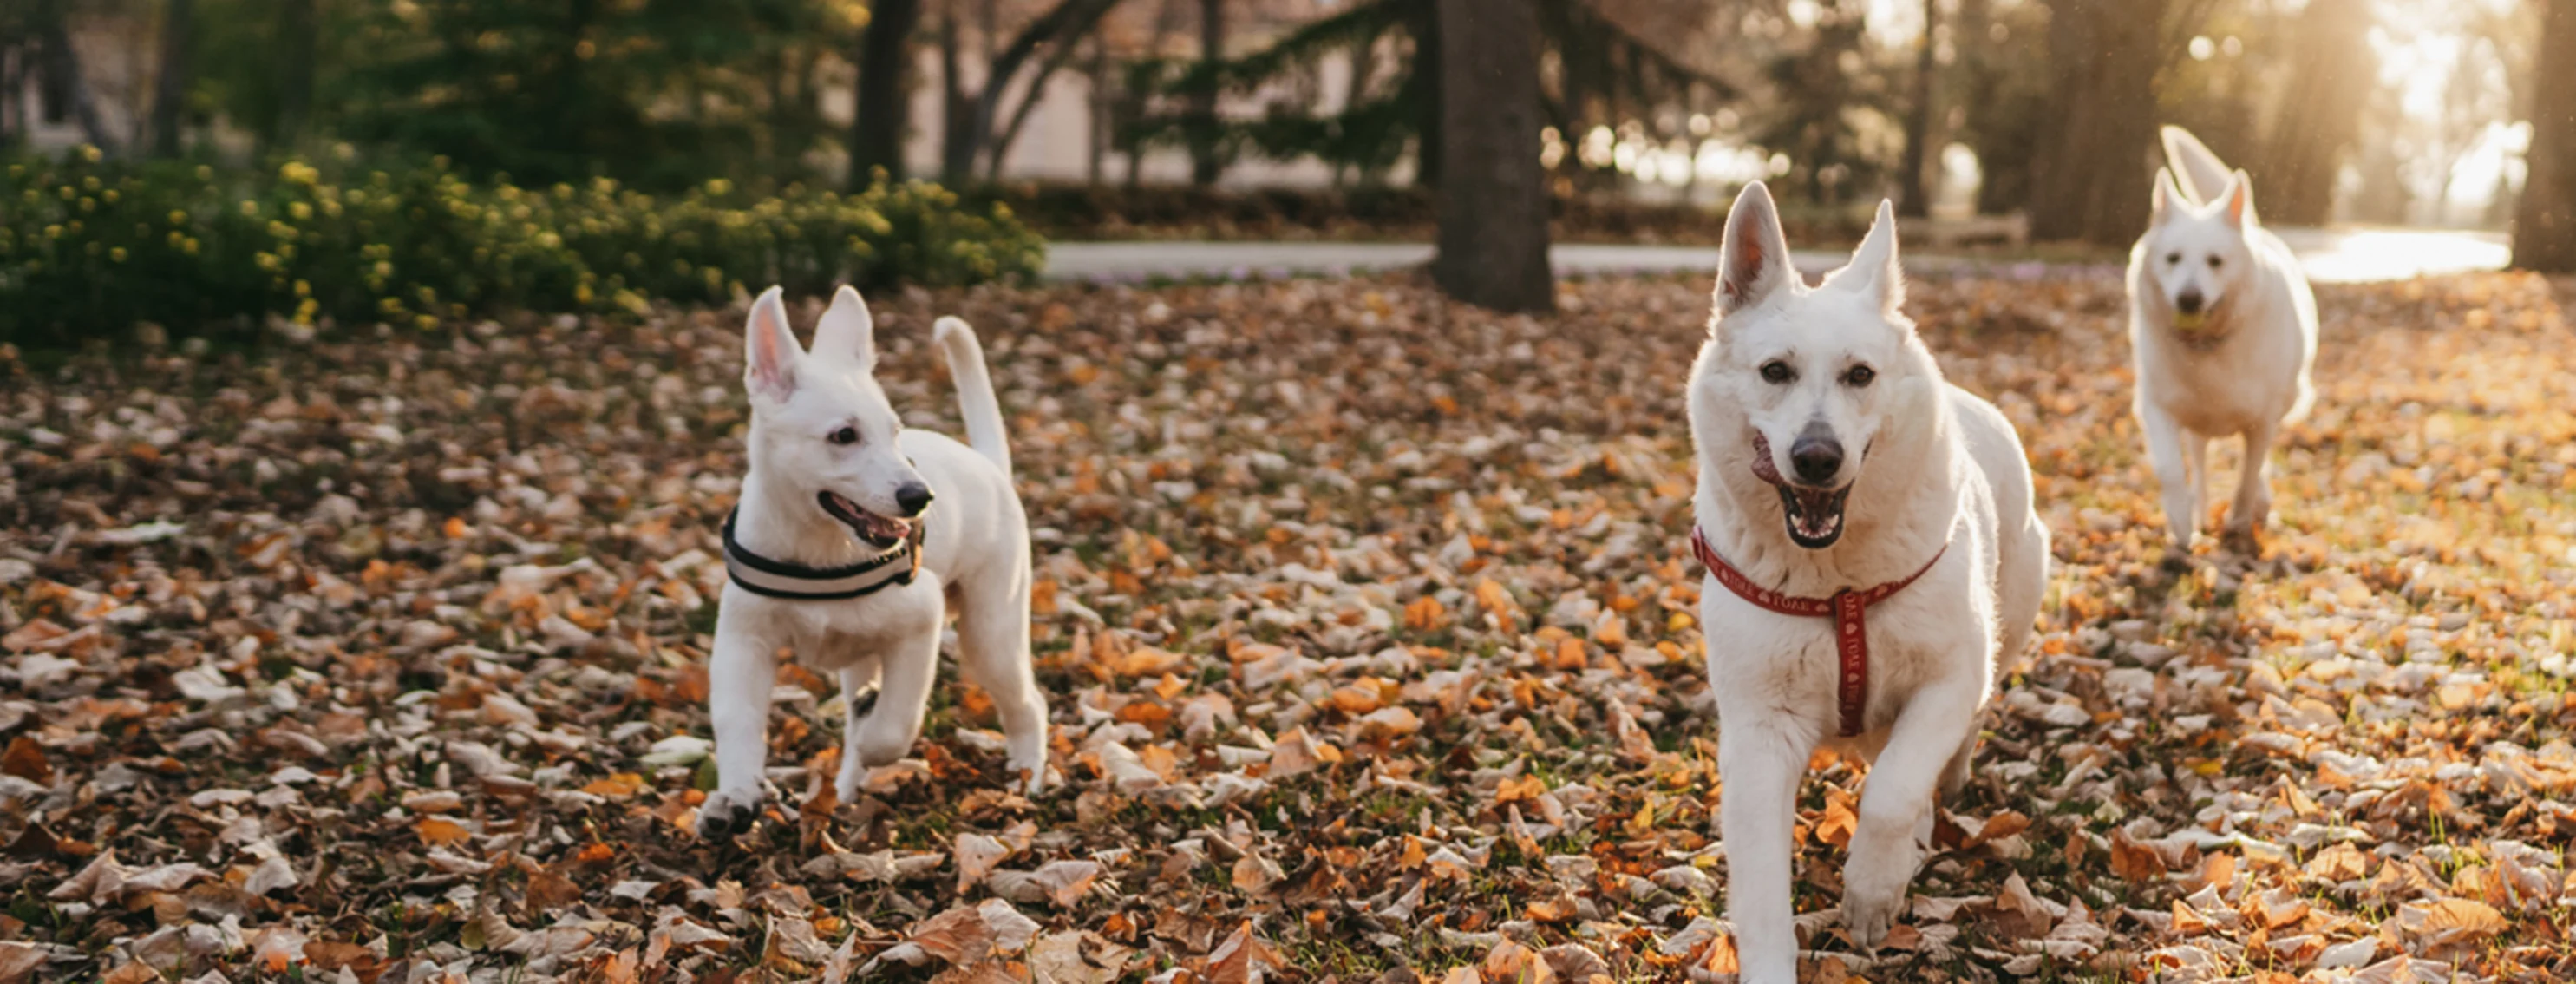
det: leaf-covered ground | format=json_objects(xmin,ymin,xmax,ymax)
[{"xmin": 3, "ymin": 270, "xmax": 2573, "ymax": 984}]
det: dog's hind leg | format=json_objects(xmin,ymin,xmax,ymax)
[
  {"xmin": 1718, "ymin": 722, "xmax": 1810, "ymax": 984},
  {"xmin": 700, "ymin": 620, "xmax": 781, "ymax": 839},
  {"xmin": 1844, "ymin": 679, "xmax": 1982, "ymax": 953},
  {"xmin": 952, "ymin": 574, "xmax": 1051, "ymax": 792},
  {"xmin": 2141, "ymin": 403, "xmax": 2198, "ymax": 552},
  {"xmin": 2226, "ymin": 422, "xmax": 2279, "ymax": 539}
]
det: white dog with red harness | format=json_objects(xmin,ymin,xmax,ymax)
[
  {"xmin": 1686, "ymin": 183, "xmax": 2050, "ymax": 981},
  {"xmin": 697, "ymin": 286, "xmax": 1052, "ymax": 840}
]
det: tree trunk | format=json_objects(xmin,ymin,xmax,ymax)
[
  {"xmin": 939, "ymin": 8, "xmax": 974, "ymax": 179},
  {"xmin": 853, "ymin": 0, "xmax": 921, "ymax": 187},
  {"xmin": 272, "ymin": 0, "xmax": 317, "ymax": 151},
  {"xmin": 1188, "ymin": 0, "xmax": 1224, "ymax": 185},
  {"xmin": 35, "ymin": 0, "xmax": 114, "ymax": 152},
  {"xmin": 2257, "ymin": 0, "xmax": 2369, "ymax": 226},
  {"xmin": 2514, "ymin": 0, "xmax": 2576, "ymax": 272},
  {"xmin": 148, "ymin": 0, "xmax": 193, "ymax": 157},
  {"xmin": 1086, "ymin": 34, "xmax": 1107, "ymax": 184},
  {"xmin": 1895, "ymin": 0, "xmax": 1939, "ymax": 217},
  {"xmin": 1410, "ymin": 0, "xmax": 1442, "ymax": 187},
  {"xmin": 1431, "ymin": 0, "xmax": 1552, "ymax": 313},
  {"xmin": 2028, "ymin": 0, "xmax": 2164, "ymax": 244},
  {"xmin": 0, "ymin": 44, "xmax": 18, "ymax": 148},
  {"xmin": 962, "ymin": 0, "xmax": 1122, "ymax": 180}
]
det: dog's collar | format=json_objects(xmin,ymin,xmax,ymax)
[
  {"xmin": 1690, "ymin": 525, "xmax": 1946, "ymax": 738},
  {"xmin": 722, "ymin": 508, "xmax": 923, "ymax": 600}
]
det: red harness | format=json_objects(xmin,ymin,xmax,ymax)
[{"xmin": 1690, "ymin": 526, "xmax": 1947, "ymax": 738}]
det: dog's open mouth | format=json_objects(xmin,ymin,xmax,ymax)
[
  {"xmin": 1749, "ymin": 432, "xmax": 1852, "ymax": 549},
  {"xmin": 1775, "ymin": 483, "xmax": 1851, "ymax": 548},
  {"xmin": 818, "ymin": 492, "xmax": 910, "ymax": 548}
]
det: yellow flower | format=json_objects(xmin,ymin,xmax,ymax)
[
  {"xmin": 108, "ymin": 247, "xmax": 126, "ymax": 262},
  {"xmin": 240, "ymin": 200, "xmax": 260, "ymax": 217},
  {"xmin": 290, "ymin": 202, "xmax": 312, "ymax": 220}
]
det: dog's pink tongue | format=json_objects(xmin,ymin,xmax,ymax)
[
  {"xmin": 1793, "ymin": 486, "xmax": 1839, "ymax": 519},
  {"xmin": 864, "ymin": 515, "xmax": 907, "ymax": 541},
  {"xmin": 1749, "ymin": 433, "xmax": 1787, "ymax": 485}
]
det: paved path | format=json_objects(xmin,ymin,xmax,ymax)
[{"xmin": 1043, "ymin": 227, "xmax": 2510, "ymax": 285}]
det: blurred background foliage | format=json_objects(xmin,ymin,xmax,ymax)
[{"xmin": 0, "ymin": 0, "xmax": 2568, "ymax": 331}]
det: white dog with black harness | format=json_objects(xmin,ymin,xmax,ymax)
[{"xmin": 697, "ymin": 285, "xmax": 1050, "ymax": 839}]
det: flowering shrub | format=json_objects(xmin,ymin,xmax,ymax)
[{"xmin": 0, "ymin": 150, "xmax": 1044, "ymax": 347}]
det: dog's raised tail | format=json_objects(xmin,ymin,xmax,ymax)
[
  {"xmin": 934, "ymin": 316, "xmax": 1012, "ymax": 480},
  {"xmin": 2160, "ymin": 126, "xmax": 2236, "ymax": 207}
]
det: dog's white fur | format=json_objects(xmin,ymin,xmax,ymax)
[
  {"xmin": 2128, "ymin": 126, "xmax": 2318, "ymax": 549},
  {"xmin": 1688, "ymin": 183, "xmax": 2049, "ymax": 982},
  {"xmin": 699, "ymin": 285, "xmax": 1049, "ymax": 838}
]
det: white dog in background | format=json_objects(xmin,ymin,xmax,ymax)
[
  {"xmin": 1687, "ymin": 183, "xmax": 2049, "ymax": 983},
  {"xmin": 2128, "ymin": 126, "xmax": 2318, "ymax": 552},
  {"xmin": 698, "ymin": 285, "xmax": 1050, "ymax": 839}
]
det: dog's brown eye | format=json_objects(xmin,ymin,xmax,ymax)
[
  {"xmin": 2207, "ymin": 256, "xmax": 2223, "ymax": 269},
  {"xmin": 1844, "ymin": 365, "xmax": 1876, "ymax": 388},
  {"xmin": 1760, "ymin": 360, "xmax": 1794, "ymax": 384},
  {"xmin": 829, "ymin": 426, "xmax": 860, "ymax": 445},
  {"xmin": 2166, "ymin": 252, "xmax": 2182, "ymax": 265}
]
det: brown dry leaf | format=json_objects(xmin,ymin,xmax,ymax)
[
  {"xmin": 2109, "ymin": 828, "xmax": 2166, "ymax": 882},
  {"xmin": 956, "ymin": 832, "xmax": 1012, "ymax": 892},
  {"xmin": 1204, "ymin": 921, "xmax": 1282, "ymax": 984},
  {"xmin": 1028, "ymin": 930, "xmax": 1131, "ymax": 984}
]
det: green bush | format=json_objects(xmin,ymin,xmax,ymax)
[{"xmin": 0, "ymin": 150, "xmax": 1045, "ymax": 348}]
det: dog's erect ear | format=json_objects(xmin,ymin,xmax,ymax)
[
  {"xmin": 1715, "ymin": 180, "xmax": 1794, "ymax": 318},
  {"xmin": 744, "ymin": 285, "xmax": 802, "ymax": 402},
  {"xmin": 2220, "ymin": 169, "xmax": 2255, "ymax": 229},
  {"xmin": 2153, "ymin": 167, "xmax": 2187, "ymax": 225},
  {"xmin": 811, "ymin": 284, "xmax": 878, "ymax": 368},
  {"xmin": 1825, "ymin": 199, "xmax": 1905, "ymax": 312}
]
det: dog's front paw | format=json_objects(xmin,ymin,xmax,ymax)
[
  {"xmin": 1840, "ymin": 865, "xmax": 1911, "ymax": 952},
  {"xmin": 696, "ymin": 789, "xmax": 762, "ymax": 840},
  {"xmin": 1005, "ymin": 756, "xmax": 1050, "ymax": 796},
  {"xmin": 1841, "ymin": 889, "xmax": 1902, "ymax": 952}
]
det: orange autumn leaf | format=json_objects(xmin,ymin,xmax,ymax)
[
  {"xmin": 416, "ymin": 817, "xmax": 472, "ymax": 845},
  {"xmin": 582, "ymin": 773, "xmax": 646, "ymax": 798}
]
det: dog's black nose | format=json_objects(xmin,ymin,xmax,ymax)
[
  {"xmin": 2176, "ymin": 289, "xmax": 2205, "ymax": 315},
  {"xmin": 1788, "ymin": 435, "xmax": 1844, "ymax": 485},
  {"xmin": 893, "ymin": 482, "xmax": 934, "ymax": 516}
]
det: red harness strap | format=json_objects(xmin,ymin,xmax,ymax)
[{"xmin": 1690, "ymin": 526, "xmax": 1948, "ymax": 738}]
